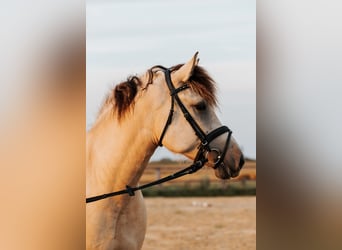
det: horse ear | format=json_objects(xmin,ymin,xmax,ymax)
[{"xmin": 172, "ymin": 51, "xmax": 199, "ymax": 85}]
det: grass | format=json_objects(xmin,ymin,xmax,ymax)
[
  {"xmin": 141, "ymin": 159, "xmax": 256, "ymax": 197},
  {"xmin": 141, "ymin": 181, "xmax": 256, "ymax": 197}
]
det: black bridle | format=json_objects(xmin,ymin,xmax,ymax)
[
  {"xmin": 86, "ymin": 66, "xmax": 232, "ymax": 203},
  {"xmin": 157, "ymin": 67, "xmax": 232, "ymax": 168}
]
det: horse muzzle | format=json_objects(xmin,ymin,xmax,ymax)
[
  {"xmin": 213, "ymin": 153, "xmax": 245, "ymax": 179},
  {"xmin": 202, "ymin": 131, "xmax": 245, "ymax": 180}
]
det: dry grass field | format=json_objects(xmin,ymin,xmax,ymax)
[
  {"xmin": 141, "ymin": 160, "xmax": 256, "ymax": 187},
  {"xmin": 142, "ymin": 197, "xmax": 256, "ymax": 250}
]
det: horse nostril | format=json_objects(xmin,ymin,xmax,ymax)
[{"xmin": 239, "ymin": 155, "xmax": 245, "ymax": 169}]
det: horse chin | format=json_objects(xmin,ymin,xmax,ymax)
[
  {"xmin": 214, "ymin": 164, "xmax": 231, "ymax": 179},
  {"xmin": 214, "ymin": 163, "xmax": 239, "ymax": 180}
]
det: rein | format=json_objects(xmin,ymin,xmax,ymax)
[
  {"xmin": 86, "ymin": 159, "xmax": 206, "ymax": 203},
  {"xmin": 86, "ymin": 67, "xmax": 232, "ymax": 204}
]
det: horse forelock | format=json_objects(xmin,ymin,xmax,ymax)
[{"xmin": 170, "ymin": 64, "xmax": 218, "ymax": 107}]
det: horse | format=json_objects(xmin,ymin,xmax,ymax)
[{"xmin": 86, "ymin": 52, "xmax": 245, "ymax": 249}]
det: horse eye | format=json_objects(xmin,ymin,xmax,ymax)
[{"xmin": 194, "ymin": 102, "xmax": 207, "ymax": 111}]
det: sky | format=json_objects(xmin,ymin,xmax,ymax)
[{"xmin": 87, "ymin": 0, "xmax": 256, "ymax": 160}]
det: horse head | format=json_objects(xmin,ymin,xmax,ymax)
[{"xmin": 142, "ymin": 52, "xmax": 245, "ymax": 179}]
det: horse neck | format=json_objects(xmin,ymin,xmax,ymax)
[{"xmin": 87, "ymin": 108, "xmax": 157, "ymax": 194}]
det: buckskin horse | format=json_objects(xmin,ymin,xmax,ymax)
[{"xmin": 86, "ymin": 52, "xmax": 244, "ymax": 249}]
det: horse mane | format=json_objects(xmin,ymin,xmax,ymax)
[
  {"xmin": 99, "ymin": 64, "xmax": 217, "ymax": 122},
  {"xmin": 113, "ymin": 76, "xmax": 141, "ymax": 120}
]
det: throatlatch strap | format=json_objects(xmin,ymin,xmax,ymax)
[
  {"xmin": 158, "ymin": 69, "xmax": 191, "ymax": 147},
  {"xmin": 158, "ymin": 98, "xmax": 175, "ymax": 146}
]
